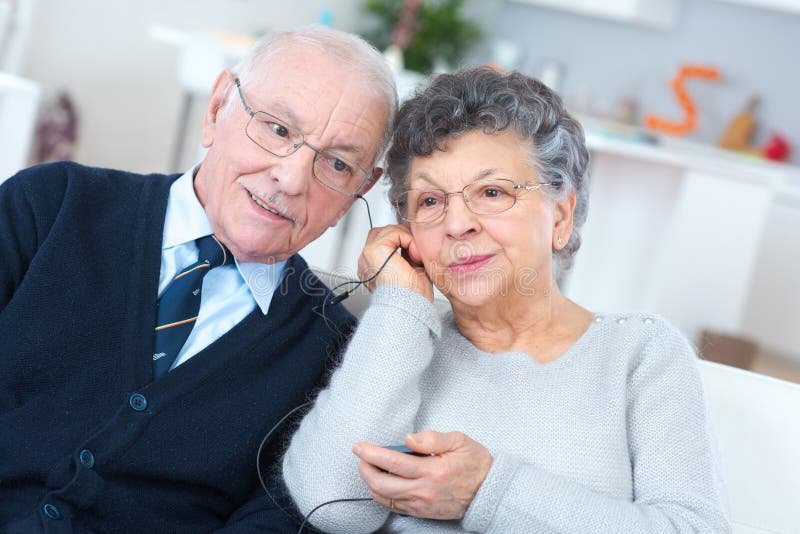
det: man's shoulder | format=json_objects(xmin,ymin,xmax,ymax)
[
  {"xmin": 24, "ymin": 160, "xmax": 175, "ymax": 185},
  {"xmin": 7, "ymin": 161, "xmax": 179, "ymax": 198},
  {"xmin": 1, "ymin": 162, "xmax": 181, "ymax": 245},
  {"xmin": 282, "ymin": 254, "xmax": 357, "ymax": 328}
]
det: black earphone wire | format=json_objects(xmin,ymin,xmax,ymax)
[
  {"xmin": 297, "ymin": 497, "xmax": 374, "ymax": 534},
  {"xmin": 256, "ymin": 401, "xmax": 313, "ymax": 518},
  {"xmin": 354, "ymin": 193, "xmax": 373, "ymax": 228},
  {"xmin": 256, "ymin": 192, "xmax": 393, "ymax": 530},
  {"xmin": 311, "ymin": 191, "xmax": 395, "ymax": 336}
]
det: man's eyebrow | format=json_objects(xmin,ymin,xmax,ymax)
[
  {"xmin": 268, "ymin": 101, "xmax": 303, "ymax": 129},
  {"xmin": 325, "ymin": 143, "xmax": 364, "ymax": 157},
  {"xmin": 267, "ymin": 101, "xmax": 367, "ymax": 159}
]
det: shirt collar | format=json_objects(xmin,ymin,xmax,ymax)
[
  {"xmin": 162, "ymin": 165, "xmax": 213, "ymax": 249},
  {"xmin": 163, "ymin": 165, "xmax": 287, "ymax": 315}
]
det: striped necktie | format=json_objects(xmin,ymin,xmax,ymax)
[{"xmin": 152, "ymin": 234, "xmax": 231, "ymax": 378}]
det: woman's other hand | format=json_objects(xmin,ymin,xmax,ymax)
[
  {"xmin": 358, "ymin": 224, "xmax": 434, "ymax": 302},
  {"xmin": 352, "ymin": 431, "xmax": 493, "ymax": 520}
]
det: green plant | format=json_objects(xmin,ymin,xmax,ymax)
[{"xmin": 362, "ymin": 0, "xmax": 482, "ymax": 74}]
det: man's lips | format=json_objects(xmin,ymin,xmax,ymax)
[
  {"xmin": 448, "ymin": 254, "xmax": 495, "ymax": 274},
  {"xmin": 244, "ymin": 188, "xmax": 294, "ymax": 223}
]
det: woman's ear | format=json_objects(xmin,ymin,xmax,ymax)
[
  {"xmin": 201, "ymin": 70, "xmax": 235, "ymax": 148},
  {"xmin": 553, "ymin": 191, "xmax": 576, "ymax": 250}
]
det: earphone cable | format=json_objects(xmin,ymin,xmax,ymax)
[
  {"xmin": 297, "ymin": 497, "xmax": 374, "ymax": 534},
  {"xmin": 256, "ymin": 192, "xmax": 391, "ymax": 526},
  {"xmin": 256, "ymin": 400, "xmax": 313, "ymax": 519},
  {"xmin": 354, "ymin": 193, "xmax": 373, "ymax": 228}
]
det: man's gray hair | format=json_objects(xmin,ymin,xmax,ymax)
[
  {"xmin": 386, "ymin": 66, "xmax": 590, "ymax": 275},
  {"xmin": 232, "ymin": 25, "xmax": 398, "ymax": 167}
]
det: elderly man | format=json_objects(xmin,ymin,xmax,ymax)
[{"xmin": 0, "ymin": 27, "xmax": 395, "ymax": 532}]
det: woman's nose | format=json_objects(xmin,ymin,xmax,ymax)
[{"xmin": 442, "ymin": 193, "xmax": 480, "ymax": 239}]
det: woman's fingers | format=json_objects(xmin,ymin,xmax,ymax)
[
  {"xmin": 356, "ymin": 457, "xmax": 423, "ymax": 516},
  {"xmin": 353, "ymin": 442, "xmax": 427, "ymax": 479},
  {"xmin": 357, "ymin": 225, "xmax": 433, "ymax": 300},
  {"xmin": 353, "ymin": 433, "xmax": 493, "ymax": 520}
]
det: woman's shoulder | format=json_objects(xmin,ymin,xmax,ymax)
[
  {"xmin": 590, "ymin": 311, "xmax": 689, "ymax": 342},
  {"xmin": 585, "ymin": 311, "xmax": 697, "ymax": 368},
  {"xmin": 591, "ymin": 311, "xmax": 686, "ymax": 338},
  {"xmin": 592, "ymin": 311, "xmax": 702, "ymax": 385}
]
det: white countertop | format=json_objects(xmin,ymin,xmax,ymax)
[{"xmin": 579, "ymin": 115, "xmax": 800, "ymax": 199}]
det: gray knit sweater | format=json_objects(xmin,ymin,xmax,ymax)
[{"xmin": 283, "ymin": 285, "xmax": 730, "ymax": 533}]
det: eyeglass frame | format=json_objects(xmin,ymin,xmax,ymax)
[
  {"xmin": 233, "ymin": 77, "xmax": 376, "ymax": 197},
  {"xmin": 394, "ymin": 178, "xmax": 562, "ymax": 224}
]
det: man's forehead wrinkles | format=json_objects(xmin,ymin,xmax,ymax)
[
  {"xmin": 312, "ymin": 87, "xmax": 358, "ymax": 148},
  {"xmin": 326, "ymin": 91, "xmax": 385, "ymax": 153},
  {"xmin": 310, "ymin": 103, "xmax": 378, "ymax": 160}
]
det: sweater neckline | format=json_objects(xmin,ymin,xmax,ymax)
[{"xmin": 444, "ymin": 312, "xmax": 601, "ymax": 370}]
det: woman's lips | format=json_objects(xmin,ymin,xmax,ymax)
[{"xmin": 448, "ymin": 254, "xmax": 495, "ymax": 274}]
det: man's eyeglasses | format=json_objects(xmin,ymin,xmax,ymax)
[
  {"xmin": 234, "ymin": 78, "xmax": 373, "ymax": 197},
  {"xmin": 394, "ymin": 178, "xmax": 561, "ymax": 224}
]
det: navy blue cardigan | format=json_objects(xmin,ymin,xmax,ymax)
[{"xmin": 0, "ymin": 162, "xmax": 354, "ymax": 533}]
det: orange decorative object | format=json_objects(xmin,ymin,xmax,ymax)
[{"xmin": 644, "ymin": 64, "xmax": 721, "ymax": 136}]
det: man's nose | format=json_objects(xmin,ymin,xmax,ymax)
[{"xmin": 271, "ymin": 144, "xmax": 315, "ymax": 196}]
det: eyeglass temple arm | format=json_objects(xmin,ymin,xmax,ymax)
[
  {"xmin": 234, "ymin": 78, "xmax": 255, "ymax": 116},
  {"xmin": 522, "ymin": 180, "xmax": 562, "ymax": 190}
]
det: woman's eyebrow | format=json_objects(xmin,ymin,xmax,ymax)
[
  {"xmin": 411, "ymin": 168, "xmax": 500, "ymax": 187},
  {"xmin": 474, "ymin": 168, "xmax": 498, "ymax": 180},
  {"xmin": 411, "ymin": 171, "xmax": 438, "ymax": 186}
]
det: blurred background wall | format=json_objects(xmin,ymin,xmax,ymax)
[
  {"xmin": 13, "ymin": 0, "xmax": 364, "ymax": 172},
  {"xmin": 8, "ymin": 0, "xmax": 799, "ymax": 171}
]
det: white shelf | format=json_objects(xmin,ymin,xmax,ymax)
[
  {"xmin": 716, "ymin": 0, "xmax": 800, "ymax": 16},
  {"xmin": 510, "ymin": 0, "xmax": 677, "ymax": 28},
  {"xmin": 578, "ymin": 116, "xmax": 800, "ymax": 202}
]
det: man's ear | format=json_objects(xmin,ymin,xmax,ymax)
[
  {"xmin": 327, "ymin": 168, "xmax": 383, "ymax": 228},
  {"xmin": 330, "ymin": 203, "xmax": 353, "ymax": 227},
  {"xmin": 360, "ymin": 167, "xmax": 383, "ymax": 196},
  {"xmin": 201, "ymin": 69, "xmax": 235, "ymax": 148},
  {"xmin": 553, "ymin": 191, "xmax": 576, "ymax": 250}
]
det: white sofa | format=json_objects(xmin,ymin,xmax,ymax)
[{"xmin": 699, "ymin": 360, "xmax": 800, "ymax": 534}]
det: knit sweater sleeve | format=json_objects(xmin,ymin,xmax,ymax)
[
  {"xmin": 282, "ymin": 284, "xmax": 441, "ymax": 533},
  {"xmin": 0, "ymin": 165, "xmax": 66, "ymax": 311},
  {"xmin": 462, "ymin": 319, "xmax": 731, "ymax": 534}
]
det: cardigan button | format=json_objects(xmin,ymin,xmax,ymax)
[
  {"xmin": 42, "ymin": 503, "xmax": 61, "ymax": 520},
  {"xmin": 129, "ymin": 393, "xmax": 148, "ymax": 411},
  {"xmin": 79, "ymin": 449, "xmax": 95, "ymax": 468}
]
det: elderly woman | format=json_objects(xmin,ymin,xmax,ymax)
[{"xmin": 282, "ymin": 67, "xmax": 729, "ymax": 533}]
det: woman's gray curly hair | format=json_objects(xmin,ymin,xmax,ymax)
[{"xmin": 386, "ymin": 66, "xmax": 590, "ymax": 275}]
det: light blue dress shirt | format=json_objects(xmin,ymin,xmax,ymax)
[{"xmin": 158, "ymin": 167, "xmax": 286, "ymax": 371}]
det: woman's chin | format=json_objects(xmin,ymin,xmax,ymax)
[{"xmin": 439, "ymin": 278, "xmax": 508, "ymax": 310}]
